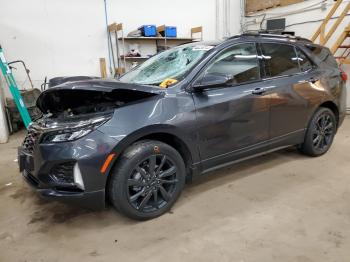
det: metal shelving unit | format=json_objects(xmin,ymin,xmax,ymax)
[{"xmin": 107, "ymin": 23, "xmax": 203, "ymax": 76}]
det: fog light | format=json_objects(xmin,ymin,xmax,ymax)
[
  {"xmin": 74, "ymin": 163, "xmax": 85, "ymax": 190},
  {"xmin": 48, "ymin": 162, "xmax": 75, "ymax": 185}
]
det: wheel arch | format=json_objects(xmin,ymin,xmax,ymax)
[{"xmin": 105, "ymin": 125, "xmax": 199, "ymax": 187}]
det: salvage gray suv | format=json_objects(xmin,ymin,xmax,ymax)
[{"xmin": 18, "ymin": 33, "xmax": 347, "ymax": 220}]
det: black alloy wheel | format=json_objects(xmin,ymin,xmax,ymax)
[
  {"xmin": 299, "ymin": 107, "xmax": 337, "ymax": 156},
  {"xmin": 312, "ymin": 112, "xmax": 334, "ymax": 151},
  {"xmin": 108, "ymin": 140, "xmax": 185, "ymax": 220},
  {"xmin": 127, "ymin": 154, "xmax": 178, "ymax": 212}
]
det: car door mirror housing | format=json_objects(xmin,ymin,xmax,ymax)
[{"xmin": 193, "ymin": 73, "xmax": 232, "ymax": 91}]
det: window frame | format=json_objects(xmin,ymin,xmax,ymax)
[
  {"xmin": 295, "ymin": 46, "xmax": 317, "ymax": 73},
  {"xmin": 192, "ymin": 41, "xmax": 263, "ymax": 89}
]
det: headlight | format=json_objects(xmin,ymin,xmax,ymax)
[
  {"xmin": 41, "ymin": 115, "xmax": 110, "ymax": 143},
  {"xmin": 42, "ymin": 128, "xmax": 93, "ymax": 143}
]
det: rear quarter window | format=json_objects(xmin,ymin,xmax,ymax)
[
  {"xmin": 305, "ymin": 45, "xmax": 338, "ymax": 68},
  {"xmin": 295, "ymin": 47, "xmax": 314, "ymax": 72}
]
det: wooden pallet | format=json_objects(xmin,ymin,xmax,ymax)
[{"xmin": 245, "ymin": 0, "xmax": 303, "ymax": 14}]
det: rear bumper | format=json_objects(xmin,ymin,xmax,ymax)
[{"xmin": 22, "ymin": 169, "xmax": 105, "ymax": 210}]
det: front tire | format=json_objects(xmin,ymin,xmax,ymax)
[
  {"xmin": 108, "ymin": 140, "xmax": 186, "ymax": 220},
  {"xmin": 299, "ymin": 107, "xmax": 337, "ymax": 157}
]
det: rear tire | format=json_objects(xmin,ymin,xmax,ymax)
[
  {"xmin": 299, "ymin": 107, "xmax": 337, "ymax": 157},
  {"xmin": 108, "ymin": 140, "xmax": 186, "ymax": 220}
]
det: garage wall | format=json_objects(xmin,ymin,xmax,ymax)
[
  {"xmin": 0, "ymin": 0, "xmax": 107, "ymax": 92},
  {"xmin": 0, "ymin": 0, "xmax": 241, "ymax": 95},
  {"xmin": 2, "ymin": 0, "xmax": 346, "ymax": 105}
]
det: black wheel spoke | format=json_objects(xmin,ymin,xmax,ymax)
[
  {"xmin": 320, "ymin": 115, "xmax": 326, "ymax": 128},
  {"xmin": 319, "ymin": 136, "xmax": 325, "ymax": 148},
  {"xmin": 148, "ymin": 155, "xmax": 156, "ymax": 175},
  {"xmin": 323, "ymin": 135, "xmax": 328, "ymax": 146},
  {"xmin": 313, "ymin": 135, "xmax": 321, "ymax": 145},
  {"xmin": 128, "ymin": 179, "xmax": 146, "ymax": 187},
  {"xmin": 130, "ymin": 188, "xmax": 145, "ymax": 202},
  {"xmin": 153, "ymin": 190, "xmax": 159, "ymax": 209},
  {"xmin": 315, "ymin": 121, "xmax": 322, "ymax": 131},
  {"xmin": 325, "ymin": 115, "xmax": 331, "ymax": 125},
  {"xmin": 159, "ymin": 186, "xmax": 171, "ymax": 202},
  {"xmin": 324, "ymin": 122, "xmax": 333, "ymax": 131},
  {"xmin": 325, "ymin": 130, "xmax": 333, "ymax": 135},
  {"xmin": 156, "ymin": 155, "xmax": 167, "ymax": 175},
  {"xmin": 316, "ymin": 135, "xmax": 323, "ymax": 148},
  {"xmin": 159, "ymin": 166, "xmax": 176, "ymax": 178},
  {"xmin": 160, "ymin": 179, "xmax": 178, "ymax": 184},
  {"xmin": 138, "ymin": 191, "xmax": 152, "ymax": 210}
]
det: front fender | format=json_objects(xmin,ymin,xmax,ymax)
[
  {"xmin": 111, "ymin": 124, "xmax": 198, "ymax": 160},
  {"xmin": 97, "ymin": 91, "xmax": 200, "ymax": 178}
]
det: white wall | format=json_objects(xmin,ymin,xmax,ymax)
[
  {"xmin": 0, "ymin": 82, "xmax": 9, "ymax": 143},
  {"xmin": 0, "ymin": 0, "xmax": 108, "ymax": 92},
  {"xmin": 0, "ymin": 0, "xmax": 242, "ymax": 93}
]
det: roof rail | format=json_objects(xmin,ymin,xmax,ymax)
[{"xmin": 227, "ymin": 32, "xmax": 312, "ymax": 43}]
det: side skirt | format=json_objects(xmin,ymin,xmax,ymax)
[
  {"xmin": 201, "ymin": 144, "xmax": 292, "ymax": 175},
  {"xmin": 191, "ymin": 129, "xmax": 305, "ymax": 178}
]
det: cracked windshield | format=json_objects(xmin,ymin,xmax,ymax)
[{"xmin": 119, "ymin": 43, "xmax": 213, "ymax": 86}]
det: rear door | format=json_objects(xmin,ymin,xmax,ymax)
[{"xmin": 258, "ymin": 42, "xmax": 319, "ymax": 145}]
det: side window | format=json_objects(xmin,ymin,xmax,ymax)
[
  {"xmin": 260, "ymin": 43, "xmax": 300, "ymax": 77},
  {"xmin": 204, "ymin": 43, "xmax": 260, "ymax": 85},
  {"xmin": 305, "ymin": 45, "xmax": 338, "ymax": 68},
  {"xmin": 296, "ymin": 48, "xmax": 313, "ymax": 72}
]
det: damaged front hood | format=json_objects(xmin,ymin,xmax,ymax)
[{"xmin": 36, "ymin": 79, "xmax": 163, "ymax": 115}]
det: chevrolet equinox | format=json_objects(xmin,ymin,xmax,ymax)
[{"xmin": 18, "ymin": 33, "xmax": 347, "ymax": 220}]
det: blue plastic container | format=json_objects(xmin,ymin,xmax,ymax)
[
  {"xmin": 138, "ymin": 25, "xmax": 157, "ymax": 37},
  {"xmin": 159, "ymin": 26, "xmax": 177, "ymax": 37},
  {"xmin": 164, "ymin": 26, "xmax": 177, "ymax": 37}
]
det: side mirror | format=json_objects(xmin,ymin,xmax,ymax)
[{"xmin": 193, "ymin": 73, "xmax": 232, "ymax": 91}]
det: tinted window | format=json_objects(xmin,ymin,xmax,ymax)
[
  {"xmin": 205, "ymin": 43, "xmax": 260, "ymax": 85},
  {"xmin": 305, "ymin": 45, "xmax": 338, "ymax": 68},
  {"xmin": 296, "ymin": 48, "xmax": 313, "ymax": 72},
  {"xmin": 260, "ymin": 43, "xmax": 300, "ymax": 77}
]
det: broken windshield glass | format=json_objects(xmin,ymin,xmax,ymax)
[{"xmin": 119, "ymin": 43, "xmax": 213, "ymax": 86}]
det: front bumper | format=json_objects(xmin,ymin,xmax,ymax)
[
  {"xmin": 18, "ymin": 129, "xmax": 118, "ymax": 210},
  {"xmin": 22, "ymin": 169, "xmax": 105, "ymax": 209}
]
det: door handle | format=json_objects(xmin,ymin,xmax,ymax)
[{"xmin": 252, "ymin": 87, "xmax": 266, "ymax": 95}]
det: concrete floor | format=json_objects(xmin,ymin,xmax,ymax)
[{"xmin": 0, "ymin": 118, "xmax": 350, "ymax": 262}]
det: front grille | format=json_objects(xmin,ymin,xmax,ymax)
[{"xmin": 22, "ymin": 128, "xmax": 41, "ymax": 154}]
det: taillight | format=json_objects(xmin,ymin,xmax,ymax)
[{"xmin": 340, "ymin": 68, "xmax": 348, "ymax": 81}]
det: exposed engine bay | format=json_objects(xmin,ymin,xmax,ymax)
[{"xmin": 36, "ymin": 88, "xmax": 158, "ymax": 120}]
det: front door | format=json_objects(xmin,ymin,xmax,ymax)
[{"xmin": 192, "ymin": 42, "xmax": 271, "ymax": 171}]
